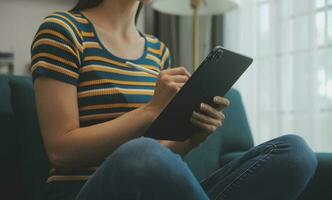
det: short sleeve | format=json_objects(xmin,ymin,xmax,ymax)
[
  {"xmin": 31, "ymin": 12, "xmax": 82, "ymax": 86},
  {"xmin": 161, "ymin": 45, "xmax": 172, "ymax": 70}
]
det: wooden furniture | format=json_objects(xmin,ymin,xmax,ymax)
[{"xmin": 0, "ymin": 52, "xmax": 14, "ymax": 74}]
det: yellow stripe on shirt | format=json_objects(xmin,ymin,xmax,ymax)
[
  {"xmin": 43, "ymin": 17, "xmax": 83, "ymax": 53},
  {"xmin": 84, "ymin": 56, "xmax": 129, "ymax": 68},
  {"xmin": 32, "ymin": 52, "xmax": 78, "ymax": 69},
  {"xmin": 49, "ymin": 13, "xmax": 83, "ymax": 41},
  {"xmin": 32, "ymin": 38, "xmax": 78, "ymax": 59},
  {"xmin": 80, "ymin": 65, "xmax": 157, "ymax": 78},
  {"xmin": 83, "ymin": 42, "xmax": 102, "ymax": 49},
  {"xmin": 79, "ymin": 79, "xmax": 156, "ymax": 87},
  {"xmin": 78, "ymin": 87, "xmax": 155, "ymax": 98},
  {"xmin": 82, "ymin": 32, "xmax": 95, "ymax": 38},
  {"xmin": 161, "ymin": 48, "xmax": 170, "ymax": 68},
  {"xmin": 47, "ymin": 175, "xmax": 90, "ymax": 183},
  {"xmin": 74, "ymin": 16, "xmax": 89, "ymax": 24},
  {"xmin": 79, "ymin": 103, "xmax": 146, "ymax": 111},
  {"xmin": 147, "ymin": 43, "xmax": 165, "ymax": 56},
  {"xmin": 146, "ymin": 36, "xmax": 159, "ymax": 44},
  {"xmin": 34, "ymin": 29, "xmax": 73, "ymax": 49},
  {"xmin": 32, "ymin": 61, "xmax": 79, "ymax": 79},
  {"xmin": 146, "ymin": 54, "xmax": 161, "ymax": 65}
]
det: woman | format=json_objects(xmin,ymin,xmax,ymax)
[{"xmin": 31, "ymin": 0, "xmax": 317, "ymax": 199}]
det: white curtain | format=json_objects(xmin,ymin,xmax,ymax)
[{"xmin": 223, "ymin": 0, "xmax": 332, "ymax": 152}]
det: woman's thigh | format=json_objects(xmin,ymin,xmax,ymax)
[{"xmin": 75, "ymin": 137, "xmax": 208, "ymax": 200}]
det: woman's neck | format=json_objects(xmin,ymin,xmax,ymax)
[{"xmin": 83, "ymin": 0, "xmax": 140, "ymax": 40}]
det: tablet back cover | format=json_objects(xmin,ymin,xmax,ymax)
[{"xmin": 145, "ymin": 46, "xmax": 253, "ymax": 141}]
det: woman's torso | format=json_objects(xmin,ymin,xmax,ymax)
[{"xmin": 31, "ymin": 10, "xmax": 171, "ymax": 183}]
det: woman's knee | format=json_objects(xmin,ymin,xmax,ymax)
[
  {"xmin": 99, "ymin": 138, "xmax": 207, "ymax": 199},
  {"xmin": 274, "ymin": 134, "xmax": 317, "ymax": 184},
  {"xmin": 106, "ymin": 137, "xmax": 187, "ymax": 184},
  {"xmin": 277, "ymin": 134, "xmax": 308, "ymax": 149},
  {"xmin": 277, "ymin": 134, "xmax": 316, "ymax": 161},
  {"xmin": 110, "ymin": 137, "xmax": 164, "ymax": 161}
]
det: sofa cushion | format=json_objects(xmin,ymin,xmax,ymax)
[
  {"xmin": 0, "ymin": 75, "xmax": 26, "ymax": 199},
  {"xmin": 184, "ymin": 127, "xmax": 224, "ymax": 181},
  {"xmin": 298, "ymin": 153, "xmax": 332, "ymax": 200},
  {"xmin": 9, "ymin": 77, "xmax": 49, "ymax": 200},
  {"xmin": 219, "ymin": 89, "xmax": 254, "ymax": 155}
]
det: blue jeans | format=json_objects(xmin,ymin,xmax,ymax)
[{"xmin": 46, "ymin": 135, "xmax": 317, "ymax": 200}]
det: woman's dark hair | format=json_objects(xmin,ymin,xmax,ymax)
[{"xmin": 72, "ymin": 0, "xmax": 143, "ymax": 24}]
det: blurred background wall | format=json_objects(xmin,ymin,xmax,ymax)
[{"xmin": 0, "ymin": 0, "xmax": 76, "ymax": 75}]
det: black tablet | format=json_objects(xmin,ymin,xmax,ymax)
[{"xmin": 145, "ymin": 46, "xmax": 253, "ymax": 141}]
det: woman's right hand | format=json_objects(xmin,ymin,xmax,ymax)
[{"xmin": 147, "ymin": 67, "xmax": 191, "ymax": 116}]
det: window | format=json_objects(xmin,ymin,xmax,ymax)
[
  {"xmin": 224, "ymin": 0, "xmax": 332, "ymax": 151},
  {"xmin": 328, "ymin": 9, "xmax": 332, "ymax": 43},
  {"xmin": 316, "ymin": 0, "xmax": 332, "ymax": 46}
]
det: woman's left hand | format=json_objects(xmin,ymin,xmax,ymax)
[
  {"xmin": 189, "ymin": 96, "xmax": 230, "ymax": 146},
  {"xmin": 158, "ymin": 96, "xmax": 230, "ymax": 156}
]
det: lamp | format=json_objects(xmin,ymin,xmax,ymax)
[{"xmin": 152, "ymin": 0, "xmax": 239, "ymax": 70}]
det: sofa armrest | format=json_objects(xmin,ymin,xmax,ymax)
[{"xmin": 298, "ymin": 153, "xmax": 332, "ymax": 200}]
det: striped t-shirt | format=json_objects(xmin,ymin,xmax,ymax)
[{"xmin": 31, "ymin": 10, "xmax": 171, "ymax": 183}]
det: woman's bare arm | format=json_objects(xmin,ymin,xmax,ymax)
[
  {"xmin": 35, "ymin": 67, "xmax": 190, "ymax": 170},
  {"xmin": 35, "ymin": 77, "xmax": 158, "ymax": 169}
]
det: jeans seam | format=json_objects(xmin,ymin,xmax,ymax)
[{"xmin": 214, "ymin": 143, "xmax": 277, "ymax": 200}]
